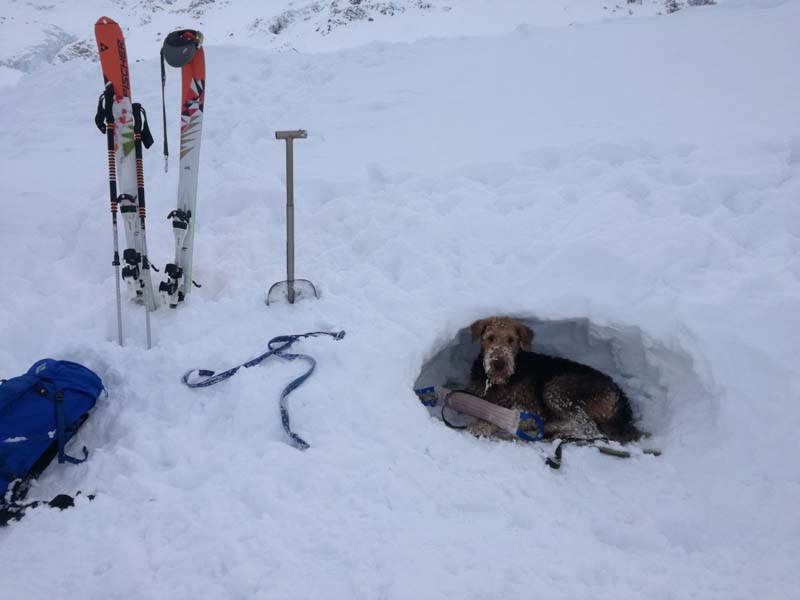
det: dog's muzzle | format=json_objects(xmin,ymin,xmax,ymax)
[{"xmin": 483, "ymin": 346, "xmax": 515, "ymax": 384}]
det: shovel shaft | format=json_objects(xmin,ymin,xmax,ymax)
[
  {"xmin": 285, "ymin": 138, "xmax": 295, "ymax": 302},
  {"xmin": 275, "ymin": 130, "xmax": 306, "ymax": 304}
]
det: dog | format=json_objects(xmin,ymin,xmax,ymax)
[{"xmin": 467, "ymin": 317, "xmax": 640, "ymax": 443}]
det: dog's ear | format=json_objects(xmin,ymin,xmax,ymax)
[
  {"xmin": 470, "ymin": 318, "xmax": 489, "ymax": 340},
  {"xmin": 517, "ymin": 323, "xmax": 534, "ymax": 351}
]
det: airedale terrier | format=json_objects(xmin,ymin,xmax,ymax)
[{"xmin": 467, "ymin": 317, "xmax": 640, "ymax": 443}]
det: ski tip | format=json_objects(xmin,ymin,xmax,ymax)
[{"xmin": 96, "ymin": 16, "xmax": 118, "ymax": 26}]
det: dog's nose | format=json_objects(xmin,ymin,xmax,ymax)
[{"xmin": 492, "ymin": 359, "xmax": 506, "ymax": 372}]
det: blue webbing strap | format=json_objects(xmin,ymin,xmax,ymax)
[
  {"xmin": 182, "ymin": 330, "xmax": 345, "ymax": 450},
  {"xmin": 276, "ymin": 352, "xmax": 315, "ymax": 451},
  {"xmin": 414, "ymin": 387, "xmax": 438, "ymax": 407}
]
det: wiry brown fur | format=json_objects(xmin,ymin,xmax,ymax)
[{"xmin": 468, "ymin": 317, "xmax": 641, "ymax": 443}]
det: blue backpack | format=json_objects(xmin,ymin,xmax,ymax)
[{"xmin": 1, "ymin": 359, "xmax": 103, "ymax": 521}]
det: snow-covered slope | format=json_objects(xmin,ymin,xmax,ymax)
[
  {"xmin": 1, "ymin": 1, "xmax": 799, "ymax": 598},
  {"xmin": 1, "ymin": 0, "xmax": 700, "ymax": 79}
]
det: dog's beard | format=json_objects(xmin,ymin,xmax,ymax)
[{"xmin": 483, "ymin": 346, "xmax": 515, "ymax": 385}]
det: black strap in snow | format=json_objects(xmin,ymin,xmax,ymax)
[
  {"xmin": 441, "ymin": 393, "xmax": 469, "ymax": 431},
  {"xmin": 543, "ymin": 438, "xmax": 658, "ymax": 469},
  {"xmin": 545, "ymin": 441, "xmax": 564, "ymax": 469},
  {"xmin": 1, "ymin": 492, "xmax": 94, "ymax": 527}
]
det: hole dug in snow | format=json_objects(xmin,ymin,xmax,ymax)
[{"xmin": 414, "ymin": 317, "xmax": 715, "ymax": 443}]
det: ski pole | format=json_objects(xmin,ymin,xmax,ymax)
[
  {"xmin": 95, "ymin": 85, "xmax": 124, "ymax": 346},
  {"xmin": 132, "ymin": 103, "xmax": 156, "ymax": 348}
]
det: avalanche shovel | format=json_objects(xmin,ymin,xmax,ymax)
[{"xmin": 267, "ymin": 129, "xmax": 319, "ymax": 306}]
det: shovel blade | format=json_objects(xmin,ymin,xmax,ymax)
[{"xmin": 266, "ymin": 279, "xmax": 319, "ymax": 306}]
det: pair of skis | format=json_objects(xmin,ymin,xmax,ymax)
[{"xmin": 94, "ymin": 17, "xmax": 205, "ymax": 348}]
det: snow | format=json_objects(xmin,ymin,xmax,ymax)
[{"xmin": 1, "ymin": 0, "xmax": 799, "ymax": 598}]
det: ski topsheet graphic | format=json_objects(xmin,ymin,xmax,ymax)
[
  {"xmin": 159, "ymin": 29, "xmax": 205, "ymax": 308},
  {"xmin": 95, "ymin": 16, "xmax": 158, "ymax": 347}
]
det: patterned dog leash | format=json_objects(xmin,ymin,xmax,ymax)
[{"xmin": 183, "ymin": 330, "xmax": 346, "ymax": 450}]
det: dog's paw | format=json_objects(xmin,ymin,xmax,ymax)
[{"xmin": 468, "ymin": 420, "xmax": 498, "ymax": 438}]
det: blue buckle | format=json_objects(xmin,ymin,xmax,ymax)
[{"xmin": 516, "ymin": 412, "xmax": 545, "ymax": 442}]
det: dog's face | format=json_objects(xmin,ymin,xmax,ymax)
[{"xmin": 470, "ymin": 317, "xmax": 534, "ymax": 385}]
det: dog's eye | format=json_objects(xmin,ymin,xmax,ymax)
[
  {"xmin": 487, "ymin": 334, "xmax": 495, "ymax": 342},
  {"xmin": 508, "ymin": 337, "xmax": 515, "ymax": 344}
]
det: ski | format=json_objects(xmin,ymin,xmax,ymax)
[
  {"xmin": 159, "ymin": 30, "xmax": 205, "ymax": 308},
  {"xmin": 94, "ymin": 16, "xmax": 159, "ymax": 329}
]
